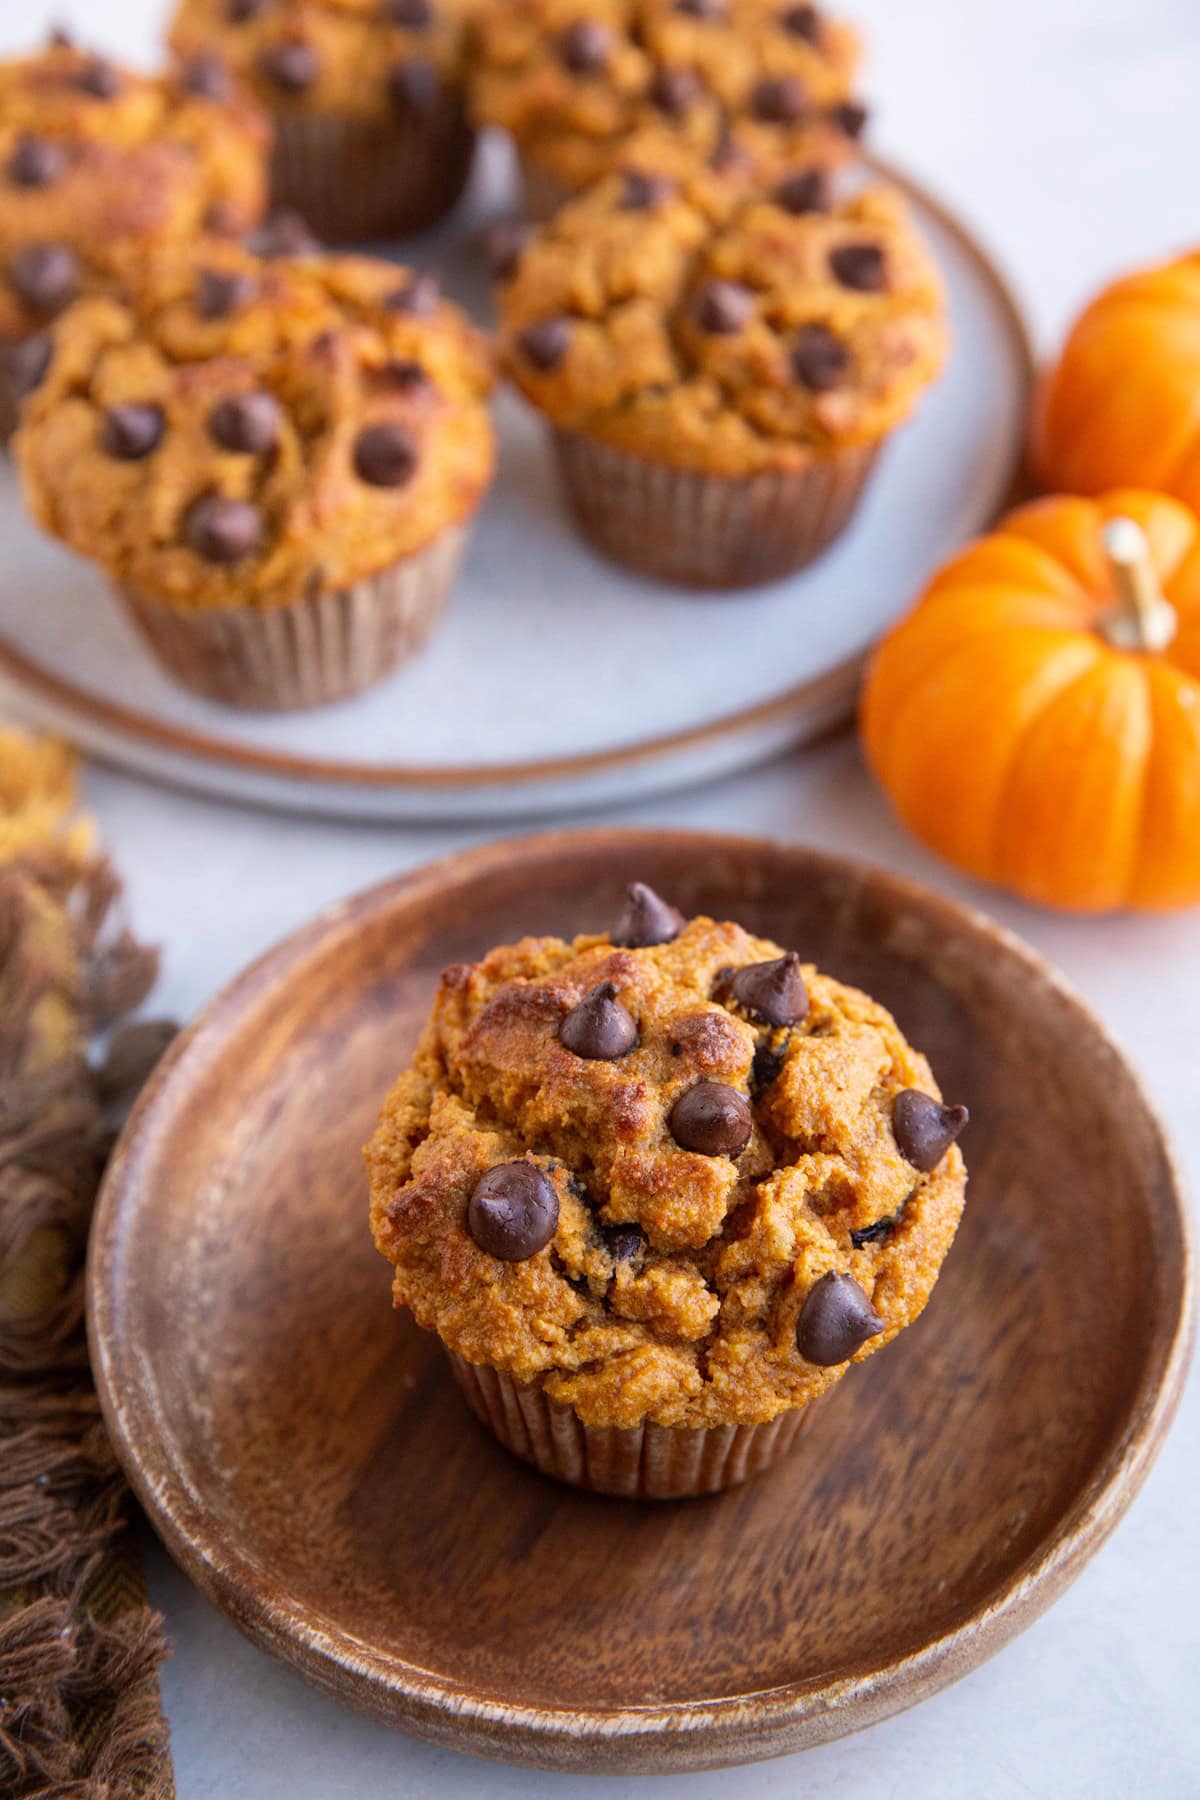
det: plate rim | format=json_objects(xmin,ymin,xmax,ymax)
[
  {"xmin": 2, "ymin": 156, "xmax": 1035, "ymax": 801},
  {"xmin": 87, "ymin": 829, "xmax": 1195, "ymax": 1773}
]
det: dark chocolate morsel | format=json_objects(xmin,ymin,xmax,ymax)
[
  {"xmin": 796, "ymin": 1270, "xmax": 884, "ymax": 1365},
  {"xmin": 559, "ymin": 980, "xmax": 638, "ymax": 1060},
  {"xmin": 669, "ymin": 1081, "xmax": 752, "ymax": 1156},
  {"xmin": 467, "ymin": 1162, "xmax": 559, "ymax": 1261},
  {"xmin": 47, "ymin": 24, "xmax": 74, "ymax": 46},
  {"xmin": 181, "ymin": 52, "xmax": 232, "ymax": 101},
  {"xmin": 74, "ymin": 58, "xmax": 121, "ymax": 99},
  {"xmin": 648, "ymin": 66, "xmax": 704, "ymax": 116},
  {"xmin": 605, "ymin": 1225, "xmax": 645, "ymax": 1265},
  {"xmin": 388, "ymin": 0, "xmax": 434, "ymax": 26},
  {"xmin": 7, "ymin": 136, "xmax": 66, "ymax": 189},
  {"xmin": 774, "ymin": 166, "xmax": 831, "ymax": 214},
  {"xmin": 750, "ymin": 1039, "xmax": 787, "ymax": 1096},
  {"xmin": 4, "ymin": 333, "xmax": 53, "ymax": 396},
  {"xmin": 751, "ymin": 73, "xmax": 809, "ymax": 123},
  {"xmin": 8, "ymin": 243, "xmax": 78, "ymax": 317},
  {"xmin": 256, "ymin": 209, "xmax": 321, "ymax": 257},
  {"xmin": 203, "ymin": 200, "xmax": 243, "ymax": 236},
  {"xmin": 379, "ymin": 358, "xmax": 429, "ymax": 390},
  {"xmin": 227, "ymin": 0, "xmax": 266, "ymax": 19},
  {"xmin": 830, "ymin": 99, "xmax": 868, "ymax": 139},
  {"xmin": 483, "ymin": 218, "xmax": 534, "ymax": 281},
  {"xmin": 100, "ymin": 404, "xmax": 164, "ymax": 461},
  {"xmin": 790, "ymin": 322, "xmax": 849, "ymax": 391},
  {"xmin": 692, "ymin": 278, "xmax": 754, "ymax": 334},
  {"xmin": 208, "ymin": 391, "xmax": 281, "ymax": 455},
  {"xmin": 892, "ymin": 1090, "xmax": 968, "ymax": 1172},
  {"xmin": 353, "ymin": 421, "xmax": 419, "ymax": 487},
  {"xmin": 390, "ymin": 58, "xmax": 439, "ymax": 110},
  {"xmin": 830, "ymin": 241, "xmax": 887, "ymax": 292},
  {"xmin": 675, "ymin": 0, "xmax": 726, "ymax": 15},
  {"xmin": 557, "ymin": 19, "xmax": 613, "ymax": 73},
  {"xmin": 516, "ymin": 315, "xmax": 571, "ymax": 371},
  {"xmin": 780, "ymin": 3, "xmax": 821, "ymax": 41},
  {"xmin": 850, "ymin": 1207, "xmax": 903, "ymax": 1250},
  {"xmin": 611, "ymin": 881, "xmax": 684, "ymax": 948},
  {"xmin": 708, "ymin": 122, "xmax": 749, "ymax": 171},
  {"xmin": 384, "ymin": 271, "xmax": 440, "ymax": 315},
  {"xmin": 728, "ymin": 951, "xmax": 808, "ymax": 1027},
  {"xmin": 184, "ymin": 495, "xmax": 263, "ymax": 564},
  {"xmin": 259, "ymin": 41, "xmax": 320, "ymax": 93},
  {"xmin": 195, "ymin": 267, "xmax": 256, "ymax": 319},
  {"xmin": 619, "ymin": 167, "xmax": 676, "ymax": 211}
]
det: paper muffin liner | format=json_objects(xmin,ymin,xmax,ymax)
[
  {"xmin": 118, "ymin": 523, "xmax": 467, "ymax": 711},
  {"xmin": 551, "ymin": 429, "xmax": 882, "ymax": 590},
  {"xmin": 446, "ymin": 1350, "xmax": 818, "ymax": 1500},
  {"xmin": 270, "ymin": 99, "xmax": 475, "ymax": 243}
]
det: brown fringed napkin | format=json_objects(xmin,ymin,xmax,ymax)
[{"xmin": 0, "ymin": 728, "xmax": 177, "ymax": 1799}]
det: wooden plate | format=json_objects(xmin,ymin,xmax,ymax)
[
  {"xmin": 88, "ymin": 832, "xmax": 1193, "ymax": 1774},
  {"xmin": 0, "ymin": 149, "xmax": 1032, "ymax": 821}
]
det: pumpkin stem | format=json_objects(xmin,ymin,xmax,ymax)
[{"xmin": 1101, "ymin": 517, "xmax": 1177, "ymax": 653}]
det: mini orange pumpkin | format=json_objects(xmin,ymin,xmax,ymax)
[
  {"xmin": 861, "ymin": 490, "xmax": 1200, "ymax": 913},
  {"xmin": 1033, "ymin": 253, "xmax": 1200, "ymax": 504}
]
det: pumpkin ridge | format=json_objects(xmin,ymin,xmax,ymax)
[{"xmin": 1129, "ymin": 661, "xmax": 1200, "ymax": 908}]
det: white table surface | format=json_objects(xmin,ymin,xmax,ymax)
[{"xmin": 6, "ymin": 1, "xmax": 1200, "ymax": 1794}]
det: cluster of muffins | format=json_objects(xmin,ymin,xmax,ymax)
[
  {"xmin": 367, "ymin": 881, "xmax": 969, "ymax": 1497},
  {"xmin": 2, "ymin": 3, "xmax": 947, "ymax": 707}
]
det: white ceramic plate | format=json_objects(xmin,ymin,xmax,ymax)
[{"xmin": 0, "ymin": 142, "xmax": 1032, "ymax": 820}]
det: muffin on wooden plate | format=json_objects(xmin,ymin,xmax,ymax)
[
  {"xmin": 367, "ymin": 882, "xmax": 968, "ymax": 1498},
  {"xmin": 470, "ymin": 0, "xmax": 866, "ymax": 220},
  {"xmin": 494, "ymin": 168, "xmax": 946, "ymax": 587},
  {"xmin": 14, "ymin": 243, "xmax": 494, "ymax": 710},
  {"xmin": 0, "ymin": 32, "xmax": 269, "ymax": 442},
  {"xmin": 169, "ymin": 0, "xmax": 477, "ymax": 244}
]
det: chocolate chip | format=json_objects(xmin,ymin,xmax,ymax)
[
  {"xmin": 692, "ymin": 279, "xmax": 754, "ymax": 334},
  {"xmin": 796, "ymin": 1271, "xmax": 883, "ymax": 1365},
  {"xmin": 256, "ymin": 209, "xmax": 321, "ymax": 257},
  {"xmin": 384, "ymin": 272, "xmax": 440, "ymax": 315},
  {"xmin": 259, "ymin": 41, "xmax": 320, "ymax": 93},
  {"xmin": 47, "ymin": 24, "xmax": 73, "ymax": 46},
  {"xmin": 74, "ymin": 58, "xmax": 121, "ymax": 99},
  {"xmin": 208, "ymin": 391, "xmax": 281, "ymax": 454},
  {"xmin": 100, "ymin": 404, "xmax": 164, "ymax": 461},
  {"xmin": 830, "ymin": 99, "xmax": 868, "ymax": 139},
  {"xmin": 4, "ymin": 333, "xmax": 52, "ymax": 396},
  {"xmin": 611, "ymin": 882, "xmax": 683, "ymax": 948},
  {"xmin": 204, "ymin": 201, "xmax": 243, "ymax": 236},
  {"xmin": 669, "ymin": 1081, "xmax": 752, "ymax": 1156},
  {"xmin": 388, "ymin": 0, "xmax": 434, "ymax": 25},
  {"xmin": 727, "ymin": 952, "xmax": 808, "ymax": 1027},
  {"xmin": 467, "ymin": 1162, "xmax": 559, "ymax": 1261},
  {"xmin": 619, "ymin": 168, "xmax": 675, "ymax": 210},
  {"xmin": 892, "ymin": 1090, "xmax": 968, "ymax": 1173},
  {"xmin": 558, "ymin": 19, "xmax": 613, "ymax": 73},
  {"xmin": 752, "ymin": 74, "xmax": 809, "ymax": 123},
  {"xmin": 354, "ymin": 422, "xmax": 419, "ymax": 487},
  {"xmin": 780, "ymin": 3, "xmax": 821, "ymax": 40},
  {"xmin": 8, "ymin": 244, "xmax": 78, "ymax": 317},
  {"xmin": 483, "ymin": 218, "xmax": 534, "ymax": 281},
  {"xmin": 181, "ymin": 52, "xmax": 232, "ymax": 101},
  {"xmin": 850, "ymin": 1206, "xmax": 903, "ymax": 1250},
  {"xmin": 517, "ymin": 316, "xmax": 570, "ymax": 371},
  {"xmin": 774, "ymin": 166, "xmax": 831, "ymax": 214},
  {"xmin": 559, "ymin": 981, "xmax": 638, "ymax": 1060},
  {"xmin": 750, "ymin": 1039, "xmax": 787, "ymax": 1096},
  {"xmin": 708, "ymin": 122, "xmax": 749, "ymax": 172},
  {"xmin": 648, "ymin": 66, "xmax": 703, "ymax": 116},
  {"xmin": 390, "ymin": 59, "xmax": 439, "ymax": 110},
  {"xmin": 185, "ymin": 495, "xmax": 262, "ymax": 563},
  {"xmin": 675, "ymin": 0, "xmax": 726, "ymax": 15},
  {"xmin": 7, "ymin": 136, "xmax": 65, "ymax": 189},
  {"xmin": 380, "ymin": 358, "xmax": 428, "ymax": 390},
  {"xmin": 790, "ymin": 323, "xmax": 849, "ymax": 391},
  {"xmin": 605, "ymin": 1224, "xmax": 645, "ymax": 1265},
  {"xmin": 227, "ymin": 0, "xmax": 265, "ymax": 18},
  {"xmin": 195, "ymin": 268, "xmax": 256, "ymax": 320},
  {"xmin": 830, "ymin": 242, "xmax": 887, "ymax": 292}
]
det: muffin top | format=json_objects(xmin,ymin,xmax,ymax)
[
  {"xmin": 169, "ymin": 0, "xmax": 476, "ymax": 121},
  {"xmin": 0, "ymin": 36, "xmax": 270, "ymax": 343},
  {"xmin": 14, "ymin": 243, "xmax": 494, "ymax": 612},
  {"xmin": 367, "ymin": 885, "xmax": 968, "ymax": 1430},
  {"xmin": 495, "ymin": 169, "xmax": 946, "ymax": 473},
  {"xmin": 470, "ymin": 0, "xmax": 865, "ymax": 197}
]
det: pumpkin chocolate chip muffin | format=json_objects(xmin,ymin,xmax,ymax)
[
  {"xmin": 14, "ymin": 242, "xmax": 494, "ymax": 709},
  {"xmin": 0, "ymin": 33, "xmax": 270, "ymax": 442},
  {"xmin": 169, "ymin": 0, "xmax": 477, "ymax": 244},
  {"xmin": 367, "ymin": 882, "xmax": 968, "ymax": 1498},
  {"xmin": 470, "ymin": 0, "xmax": 866, "ymax": 220},
  {"xmin": 495, "ymin": 169, "xmax": 946, "ymax": 586}
]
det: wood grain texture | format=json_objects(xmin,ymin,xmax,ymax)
[{"xmin": 86, "ymin": 832, "xmax": 1194, "ymax": 1774}]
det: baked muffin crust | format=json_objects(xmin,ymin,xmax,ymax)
[{"xmin": 367, "ymin": 899, "xmax": 967, "ymax": 1429}]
